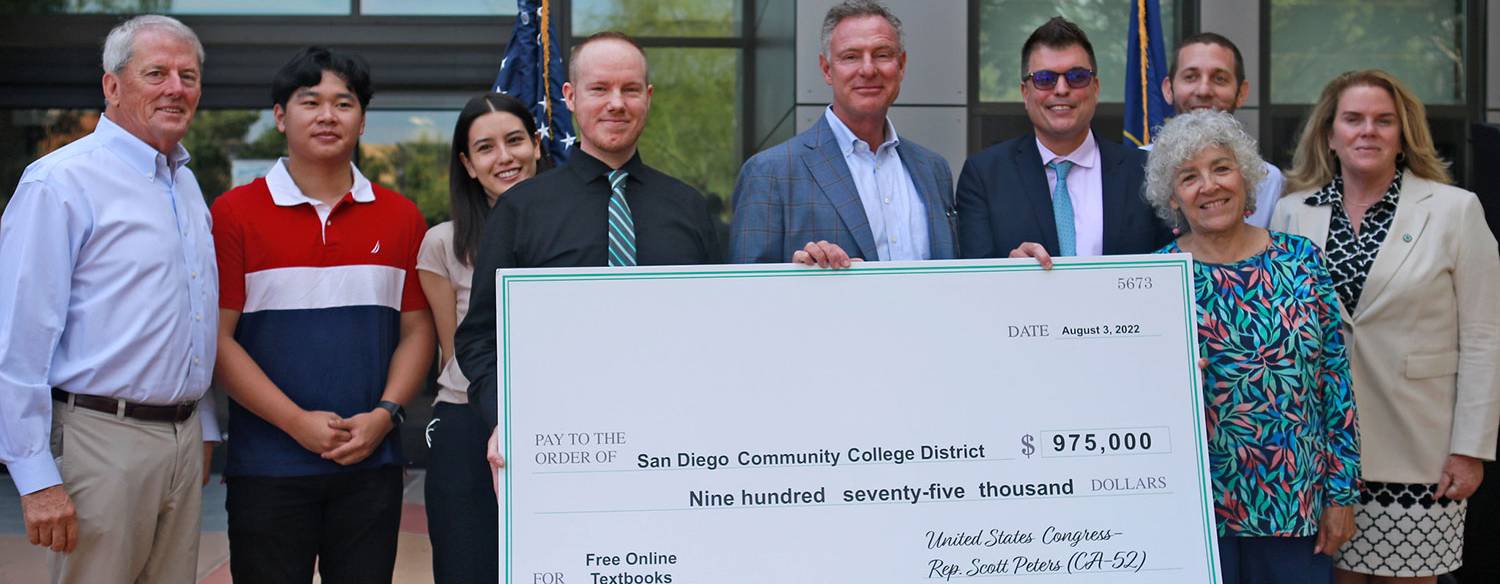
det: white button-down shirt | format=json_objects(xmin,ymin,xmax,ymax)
[
  {"xmin": 0, "ymin": 115, "xmax": 220, "ymax": 495},
  {"xmin": 824, "ymin": 107, "xmax": 930, "ymax": 261},
  {"xmin": 1037, "ymin": 131, "xmax": 1104, "ymax": 256}
]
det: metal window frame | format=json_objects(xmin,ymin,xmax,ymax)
[
  {"xmin": 0, "ymin": 13, "xmax": 516, "ymax": 109},
  {"xmin": 965, "ymin": 0, "xmax": 1194, "ymax": 154},
  {"xmin": 556, "ymin": 0, "xmax": 755, "ymax": 166},
  {"xmin": 0, "ymin": 1, "xmax": 762, "ymax": 170},
  {"xmin": 1257, "ymin": 0, "xmax": 1486, "ymax": 187}
]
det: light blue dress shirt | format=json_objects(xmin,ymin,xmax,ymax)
[
  {"xmin": 1246, "ymin": 163, "xmax": 1285, "ymax": 229},
  {"xmin": 0, "ymin": 115, "xmax": 219, "ymax": 496},
  {"xmin": 823, "ymin": 107, "xmax": 930, "ymax": 261}
]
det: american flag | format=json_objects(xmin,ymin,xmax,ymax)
[
  {"xmin": 494, "ymin": 0, "xmax": 576, "ymax": 162},
  {"xmin": 1123, "ymin": 0, "xmax": 1170, "ymax": 147}
]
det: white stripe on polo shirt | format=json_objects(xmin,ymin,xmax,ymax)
[{"xmin": 242, "ymin": 264, "xmax": 406, "ymax": 314}]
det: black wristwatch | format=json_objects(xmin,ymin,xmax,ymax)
[{"xmin": 375, "ymin": 400, "xmax": 405, "ymax": 424}]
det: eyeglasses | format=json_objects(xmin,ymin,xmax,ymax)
[{"xmin": 1023, "ymin": 67, "xmax": 1096, "ymax": 90}]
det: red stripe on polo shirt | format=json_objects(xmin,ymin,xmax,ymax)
[{"xmin": 212, "ymin": 177, "xmax": 429, "ymax": 314}]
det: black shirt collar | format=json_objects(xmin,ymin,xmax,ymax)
[
  {"xmin": 565, "ymin": 146, "xmax": 647, "ymax": 183},
  {"xmin": 1307, "ymin": 166, "xmax": 1405, "ymax": 207}
]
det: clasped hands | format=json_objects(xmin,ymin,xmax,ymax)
[{"xmin": 290, "ymin": 408, "xmax": 393, "ymax": 466}]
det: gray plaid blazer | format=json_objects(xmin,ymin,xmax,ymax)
[{"xmin": 727, "ymin": 114, "xmax": 957, "ymax": 263}]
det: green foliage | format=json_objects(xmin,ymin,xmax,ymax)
[
  {"xmin": 573, "ymin": 0, "xmax": 740, "ymax": 37},
  {"xmin": 638, "ymin": 48, "xmax": 739, "ymax": 212},
  {"xmin": 182, "ymin": 109, "xmax": 451, "ymax": 223},
  {"xmin": 1269, "ymin": 0, "xmax": 1464, "ymax": 105},
  {"xmin": 0, "ymin": 110, "xmax": 96, "ymax": 219},
  {"xmin": 568, "ymin": 0, "xmax": 743, "ymax": 218},
  {"xmin": 181, "ymin": 110, "xmax": 283, "ymax": 200},
  {"xmin": 360, "ymin": 140, "xmax": 452, "ymax": 225}
]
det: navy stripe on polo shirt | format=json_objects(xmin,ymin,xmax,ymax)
[{"xmin": 212, "ymin": 160, "xmax": 428, "ymax": 478}]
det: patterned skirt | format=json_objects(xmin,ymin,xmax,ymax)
[{"xmin": 1335, "ymin": 481, "xmax": 1466, "ymax": 576}]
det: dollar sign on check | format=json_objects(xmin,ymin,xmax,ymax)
[{"xmin": 1020, "ymin": 434, "xmax": 1035, "ymax": 458}]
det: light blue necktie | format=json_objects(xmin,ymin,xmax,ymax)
[
  {"xmin": 1047, "ymin": 160, "xmax": 1076, "ymax": 256},
  {"xmin": 606, "ymin": 169, "xmax": 636, "ymax": 267}
]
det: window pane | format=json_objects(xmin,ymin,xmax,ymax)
[
  {"xmin": 183, "ymin": 110, "xmax": 282, "ymax": 199},
  {"xmin": 191, "ymin": 109, "xmax": 460, "ymax": 224},
  {"xmin": 572, "ymin": 0, "xmax": 740, "ymax": 38},
  {"xmin": 1, "ymin": 110, "xmax": 95, "ymax": 217},
  {"xmin": 1270, "ymin": 0, "xmax": 1464, "ymax": 104},
  {"xmin": 978, "ymin": 0, "xmax": 1175, "ymax": 103},
  {"xmin": 0, "ymin": 109, "xmax": 461, "ymax": 225},
  {"xmin": 13, "ymin": 0, "xmax": 349, "ymax": 15},
  {"xmin": 0, "ymin": 109, "xmax": 284, "ymax": 215},
  {"xmin": 359, "ymin": 110, "xmax": 459, "ymax": 225},
  {"xmin": 361, "ymin": 0, "xmax": 515, "ymax": 16},
  {"xmin": 635, "ymin": 48, "xmax": 740, "ymax": 221},
  {"xmin": 190, "ymin": 110, "xmax": 461, "ymax": 224}
]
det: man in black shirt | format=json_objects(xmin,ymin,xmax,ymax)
[{"xmin": 455, "ymin": 31, "xmax": 720, "ymax": 441}]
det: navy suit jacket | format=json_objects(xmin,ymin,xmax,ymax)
[
  {"xmin": 955, "ymin": 132, "xmax": 1171, "ymax": 258},
  {"xmin": 728, "ymin": 114, "xmax": 958, "ymax": 262}
]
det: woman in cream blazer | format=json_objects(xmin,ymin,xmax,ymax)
[{"xmin": 1272, "ymin": 70, "xmax": 1500, "ymax": 583}]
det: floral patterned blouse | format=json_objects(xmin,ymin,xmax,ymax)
[{"xmin": 1160, "ymin": 231, "xmax": 1362, "ymax": 537}]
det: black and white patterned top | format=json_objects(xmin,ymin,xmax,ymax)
[{"xmin": 1305, "ymin": 168, "xmax": 1404, "ymax": 312}]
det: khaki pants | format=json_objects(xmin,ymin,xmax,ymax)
[{"xmin": 48, "ymin": 401, "xmax": 203, "ymax": 584}]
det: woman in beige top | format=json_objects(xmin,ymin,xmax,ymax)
[
  {"xmin": 1272, "ymin": 70, "xmax": 1500, "ymax": 583},
  {"xmin": 417, "ymin": 93, "xmax": 543, "ymax": 584}
]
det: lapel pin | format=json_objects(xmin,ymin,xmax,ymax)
[{"xmin": 1402, "ymin": 234, "xmax": 1413, "ymax": 242}]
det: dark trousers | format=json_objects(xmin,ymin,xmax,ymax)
[
  {"xmin": 226, "ymin": 465, "xmax": 403, "ymax": 584},
  {"xmin": 424, "ymin": 402, "xmax": 499, "ymax": 584},
  {"xmin": 1218, "ymin": 535, "xmax": 1332, "ymax": 584}
]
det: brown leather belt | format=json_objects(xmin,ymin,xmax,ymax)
[{"xmin": 51, "ymin": 388, "xmax": 197, "ymax": 423}]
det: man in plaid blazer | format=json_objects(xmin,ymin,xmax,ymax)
[{"xmin": 728, "ymin": 0, "xmax": 956, "ymax": 267}]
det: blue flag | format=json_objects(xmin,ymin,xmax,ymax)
[
  {"xmin": 1123, "ymin": 0, "xmax": 1171, "ymax": 147},
  {"xmin": 494, "ymin": 0, "xmax": 576, "ymax": 162}
]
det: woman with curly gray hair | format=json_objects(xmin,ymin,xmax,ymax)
[{"xmin": 1149, "ymin": 110, "xmax": 1362, "ymax": 584}]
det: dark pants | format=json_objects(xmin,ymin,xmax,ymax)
[
  {"xmin": 226, "ymin": 465, "xmax": 403, "ymax": 584},
  {"xmin": 424, "ymin": 401, "xmax": 499, "ymax": 584},
  {"xmin": 1218, "ymin": 535, "xmax": 1333, "ymax": 584}
]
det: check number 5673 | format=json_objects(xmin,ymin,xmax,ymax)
[{"xmin": 1116, "ymin": 276, "xmax": 1153, "ymax": 290}]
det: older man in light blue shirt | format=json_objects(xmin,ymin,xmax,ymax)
[
  {"xmin": 728, "ymin": 0, "xmax": 956, "ymax": 266},
  {"xmin": 0, "ymin": 15, "xmax": 218, "ymax": 584}
]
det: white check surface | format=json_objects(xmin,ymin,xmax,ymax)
[{"xmin": 495, "ymin": 256, "xmax": 1218, "ymax": 583}]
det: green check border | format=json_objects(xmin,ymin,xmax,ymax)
[{"xmin": 497, "ymin": 258, "xmax": 1217, "ymax": 583}]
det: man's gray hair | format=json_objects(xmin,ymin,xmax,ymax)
[
  {"xmin": 820, "ymin": 0, "xmax": 905, "ymax": 58},
  {"xmin": 1143, "ymin": 110, "xmax": 1269, "ymax": 232},
  {"xmin": 102, "ymin": 15, "xmax": 204, "ymax": 74}
]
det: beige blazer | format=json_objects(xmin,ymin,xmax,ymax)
[{"xmin": 1271, "ymin": 175, "xmax": 1500, "ymax": 483}]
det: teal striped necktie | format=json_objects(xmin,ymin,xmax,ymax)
[
  {"xmin": 1047, "ymin": 160, "xmax": 1076, "ymax": 256},
  {"xmin": 606, "ymin": 169, "xmax": 636, "ymax": 267}
]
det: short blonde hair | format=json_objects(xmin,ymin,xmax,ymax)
[
  {"xmin": 1285, "ymin": 69, "xmax": 1450, "ymax": 192},
  {"xmin": 1143, "ymin": 110, "xmax": 1268, "ymax": 233}
]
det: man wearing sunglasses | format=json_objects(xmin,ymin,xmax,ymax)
[
  {"xmin": 956, "ymin": 17, "xmax": 1171, "ymax": 265},
  {"xmin": 1159, "ymin": 32, "xmax": 1283, "ymax": 228}
]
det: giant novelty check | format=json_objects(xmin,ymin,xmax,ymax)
[{"xmin": 494, "ymin": 255, "xmax": 1219, "ymax": 584}]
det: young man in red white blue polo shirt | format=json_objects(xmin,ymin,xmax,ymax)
[{"xmin": 211, "ymin": 47, "xmax": 434, "ymax": 584}]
